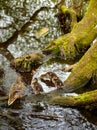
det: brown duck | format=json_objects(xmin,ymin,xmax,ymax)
[
  {"xmin": 31, "ymin": 78, "xmax": 44, "ymax": 94},
  {"xmin": 40, "ymin": 72, "xmax": 64, "ymax": 89},
  {"xmin": 8, "ymin": 76, "xmax": 24, "ymax": 105}
]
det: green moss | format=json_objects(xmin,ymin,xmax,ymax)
[
  {"xmin": 61, "ymin": 5, "xmax": 77, "ymax": 29},
  {"xmin": 75, "ymin": 90, "xmax": 97, "ymax": 106},
  {"xmin": 62, "ymin": 40, "xmax": 97, "ymax": 92},
  {"xmin": 44, "ymin": 0, "xmax": 97, "ymax": 62},
  {"xmin": 12, "ymin": 52, "xmax": 44, "ymax": 72},
  {"xmin": 50, "ymin": 96, "xmax": 76, "ymax": 106},
  {"xmin": 50, "ymin": 90, "xmax": 97, "ymax": 109}
]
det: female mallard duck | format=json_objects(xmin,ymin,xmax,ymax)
[
  {"xmin": 40, "ymin": 72, "xmax": 64, "ymax": 89},
  {"xmin": 8, "ymin": 76, "xmax": 24, "ymax": 105},
  {"xmin": 31, "ymin": 78, "xmax": 44, "ymax": 94}
]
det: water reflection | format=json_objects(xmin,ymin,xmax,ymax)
[{"xmin": 1, "ymin": 104, "xmax": 96, "ymax": 130}]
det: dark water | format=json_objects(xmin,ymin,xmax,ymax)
[{"xmin": 0, "ymin": 0, "xmax": 97, "ymax": 130}]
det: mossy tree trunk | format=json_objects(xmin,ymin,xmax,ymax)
[
  {"xmin": 63, "ymin": 40, "xmax": 97, "ymax": 92},
  {"xmin": 50, "ymin": 90, "xmax": 97, "ymax": 110},
  {"xmin": 44, "ymin": 0, "xmax": 97, "ymax": 61}
]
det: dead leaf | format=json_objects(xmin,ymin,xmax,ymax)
[{"xmin": 34, "ymin": 27, "xmax": 49, "ymax": 38}]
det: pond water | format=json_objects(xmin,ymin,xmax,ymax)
[{"xmin": 0, "ymin": 0, "xmax": 97, "ymax": 130}]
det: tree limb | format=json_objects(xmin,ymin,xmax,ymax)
[{"xmin": 44, "ymin": 0, "xmax": 97, "ymax": 61}]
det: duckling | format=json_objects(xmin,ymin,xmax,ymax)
[
  {"xmin": 40, "ymin": 72, "xmax": 64, "ymax": 89},
  {"xmin": 8, "ymin": 76, "xmax": 24, "ymax": 106},
  {"xmin": 31, "ymin": 78, "xmax": 44, "ymax": 94},
  {"xmin": 52, "ymin": 75, "xmax": 64, "ymax": 89}
]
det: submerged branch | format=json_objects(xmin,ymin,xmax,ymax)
[
  {"xmin": 30, "ymin": 113, "xmax": 59, "ymax": 121},
  {"xmin": 0, "ymin": 48, "xmax": 14, "ymax": 61}
]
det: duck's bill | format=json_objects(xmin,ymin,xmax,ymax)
[{"xmin": 8, "ymin": 98, "xmax": 16, "ymax": 106}]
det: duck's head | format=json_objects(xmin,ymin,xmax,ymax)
[
  {"xmin": 52, "ymin": 76, "xmax": 58, "ymax": 81},
  {"xmin": 32, "ymin": 78, "xmax": 38, "ymax": 84},
  {"xmin": 8, "ymin": 89, "xmax": 22, "ymax": 106},
  {"xmin": 40, "ymin": 72, "xmax": 57, "ymax": 80},
  {"xmin": 40, "ymin": 72, "xmax": 51, "ymax": 78},
  {"xmin": 33, "ymin": 78, "xmax": 37, "ymax": 82},
  {"xmin": 31, "ymin": 78, "xmax": 44, "ymax": 94}
]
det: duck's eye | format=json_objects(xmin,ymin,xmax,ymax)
[{"xmin": 14, "ymin": 90, "xmax": 20, "ymax": 94}]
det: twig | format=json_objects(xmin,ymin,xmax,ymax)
[
  {"xmin": 30, "ymin": 113, "xmax": 61, "ymax": 121},
  {"xmin": 0, "ymin": 96, "xmax": 8, "ymax": 101},
  {"xmin": 0, "ymin": 110, "xmax": 17, "ymax": 120}
]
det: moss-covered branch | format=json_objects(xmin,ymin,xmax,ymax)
[
  {"xmin": 50, "ymin": 90, "xmax": 97, "ymax": 110},
  {"xmin": 11, "ymin": 0, "xmax": 97, "ymax": 72},
  {"xmin": 44, "ymin": 0, "xmax": 97, "ymax": 61},
  {"xmin": 11, "ymin": 52, "xmax": 44, "ymax": 72},
  {"xmin": 3, "ymin": 85, "xmax": 97, "ymax": 110},
  {"xmin": 0, "ymin": 48, "xmax": 14, "ymax": 61},
  {"xmin": 60, "ymin": 5, "xmax": 77, "ymax": 29}
]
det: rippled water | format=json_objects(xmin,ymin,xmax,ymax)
[{"xmin": 0, "ymin": 0, "xmax": 97, "ymax": 130}]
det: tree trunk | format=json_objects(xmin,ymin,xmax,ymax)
[{"xmin": 63, "ymin": 40, "xmax": 97, "ymax": 92}]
